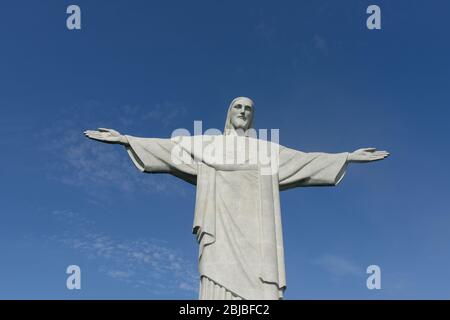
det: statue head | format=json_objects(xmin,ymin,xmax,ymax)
[{"xmin": 224, "ymin": 97, "xmax": 254, "ymax": 135}]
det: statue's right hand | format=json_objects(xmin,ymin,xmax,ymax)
[{"xmin": 84, "ymin": 128, "xmax": 127, "ymax": 145}]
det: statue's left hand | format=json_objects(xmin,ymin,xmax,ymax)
[
  {"xmin": 348, "ymin": 148, "xmax": 389, "ymax": 163},
  {"xmin": 84, "ymin": 128, "xmax": 128, "ymax": 145}
]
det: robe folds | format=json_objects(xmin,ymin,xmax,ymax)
[{"xmin": 124, "ymin": 134, "xmax": 348, "ymax": 300}]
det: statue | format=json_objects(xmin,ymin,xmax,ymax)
[{"xmin": 84, "ymin": 97, "xmax": 389, "ymax": 300}]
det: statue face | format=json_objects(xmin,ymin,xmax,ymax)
[{"xmin": 230, "ymin": 98, "xmax": 253, "ymax": 130}]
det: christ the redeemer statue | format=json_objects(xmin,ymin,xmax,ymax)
[{"xmin": 84, "ymin": 97, "xmax": 389, "ymax": 300}]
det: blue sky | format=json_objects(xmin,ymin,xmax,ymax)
[{"xmin": 0, "ymin": 0, "xmax": 449, "ymax": 299}]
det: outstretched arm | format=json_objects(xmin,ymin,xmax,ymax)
[
  {"xmin": 83, "ymin": 128, "xmax": 197, "ymax": 184},
  {"xmin": 278, "ymin": 146, "xmax": 389, "ymax": 190}
]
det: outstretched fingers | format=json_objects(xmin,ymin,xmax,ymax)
[
  {"xmin": 85, "ymin": 134, "xmax": 103, "ymax": 142},
  {"xmin": 84, "ymin": 130, "xmax": 105, "ymax": 140},
  {"xmin": 84, "ymin": 130, "xmax": 96, "ymax": 136},
  {"xmin": 373, "ymin": 150, "xmax": 390, "ymax": 157},
  {"xmin": 369, "ymin": 152, "xmax": 390, "ymax": 161}
]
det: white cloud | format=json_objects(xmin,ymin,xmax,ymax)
[
  {"xmin": 48, "ymin": 210, "xmax": 198, "ymax": 296},
  {"xmin": 313, "ymin": 254, "xmax": 363, "ymax": 278},
  {"xmin": 313, "ymin": 34, "xmax": 328, "ymax": 54},
  {"xmin": 106, "ymin": 270, "xmax": 134, "ymax": 279},
  {"xmin": 255, "ymin": 21, "xmax": 276, "ymax": 40},
  {"xmin": 39, "ymin": 100, "xmax": 191, "ymax": 202},
  {"xmin": 116, "ymin": 102, "xmax": 187, "ymax": 128}
]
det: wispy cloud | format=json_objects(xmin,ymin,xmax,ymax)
[
  {"xmin": 313, "ymin": 34, "xmax": 328, "ymax": 54},
  {"xmin": 291, "ymin": 34, "xmax": 330, "ymax": 69},
  {"xmin": 48, "ymin": 210, "xmax": 198, "ymax": 296},
  {"xmin": 38, "ymin": 100, "xmax": 190, "ymax": 203},
  {"xmin": 313, "ymin": 254, "xmax": 363, "ymax": 278},
  {"xmin": 255, "ymin": 21, "xmax": 276, "ymax": 40},
  {"xmin": 117, "ymin": 102, "xmax": 187, "ymax": 128}
]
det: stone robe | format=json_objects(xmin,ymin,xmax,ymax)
[{"xmin": 124, "ymin": 134, "xmax": 348, "ymax": 300}]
